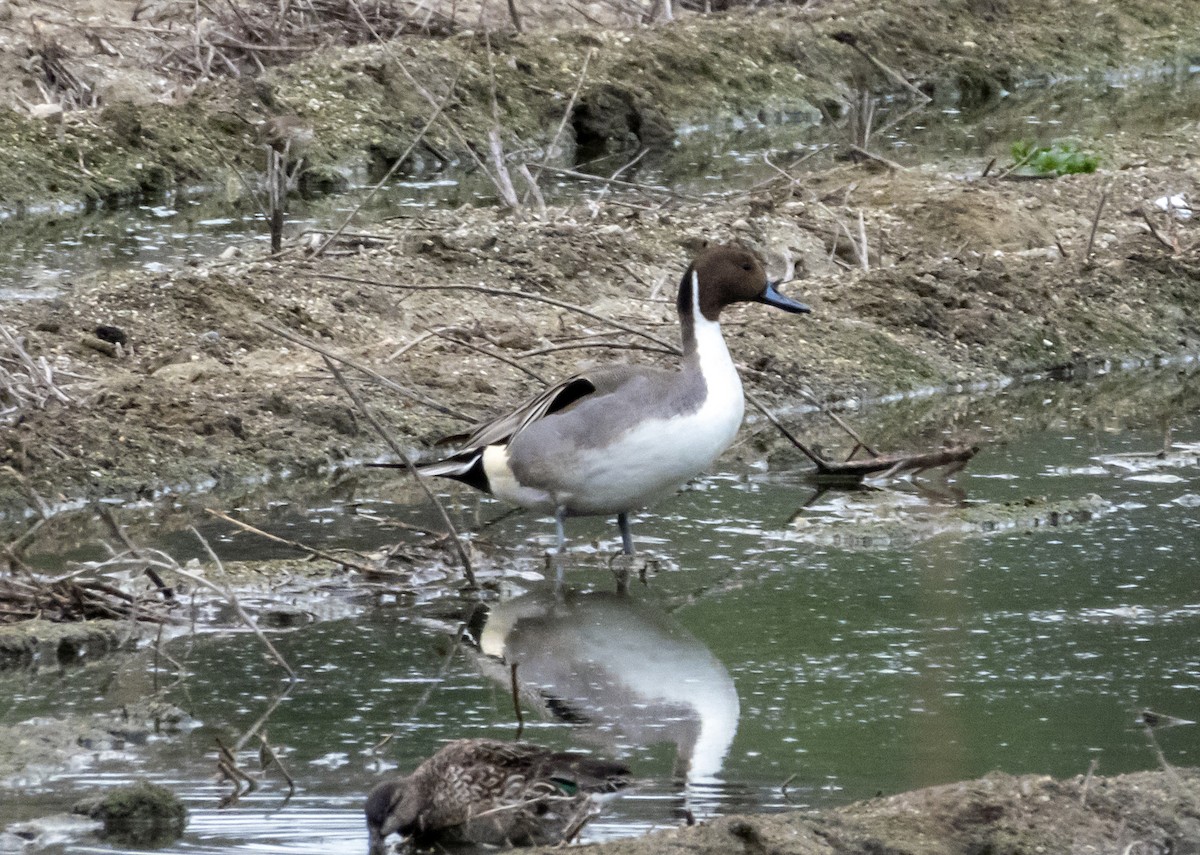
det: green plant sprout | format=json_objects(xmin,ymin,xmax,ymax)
[{"xmin": 1009, "ymin": 140, "xmax": 1099, "ymax": 176}]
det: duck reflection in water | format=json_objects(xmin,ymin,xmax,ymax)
[{"xmin": 466, "ymin": 585, "xmax": 740, "ymax": 809}]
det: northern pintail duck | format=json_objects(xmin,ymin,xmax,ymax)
[
  {"xmin": 414, "ymin": 244, "xmax": 810, "ymax": 553},
  {"xmin": 364, "ymin": 738, "xmax": 630, "ymax": 852}
]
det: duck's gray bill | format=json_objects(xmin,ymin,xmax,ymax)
[{"xmin": 759, "ymin": 281, "xmax": 811, "ymax": 314}]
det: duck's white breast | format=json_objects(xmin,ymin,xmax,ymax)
[{"xmin": 553, "ymin": 311, "xmax": 744, "ymax": 515}]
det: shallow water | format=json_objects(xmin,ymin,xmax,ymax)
[{"xmin": 2, "ymin": 367, "xmax": 1198, "ymax": 854}]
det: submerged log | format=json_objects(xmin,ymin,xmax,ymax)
[{"xmin": 806, "ymin": 443, "xmax": 980, "ymax": 485}]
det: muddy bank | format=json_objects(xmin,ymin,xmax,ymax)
[
  {"xmin": 3, "ymin": 157, "xmax": 1200, "ymax": 522},
  {"xmin": 534, "ymin": 767, "xmax": 1200, "ymax": 855},
  {"xmin": 2, "ymin": 0, "xmax": 1199, "ymax": 211}
]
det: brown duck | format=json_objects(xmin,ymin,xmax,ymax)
[{"xmin": 364, "ymin": 739, "xmax": 630, "ymax": 852}]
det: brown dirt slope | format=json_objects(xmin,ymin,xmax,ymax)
[
  {"xmin": 0, "ymin": 0, "xmax": 1198, "ymax": 208},
  {"xmin": 541, "ymin": 767, "xmax": 1200, "ymax": 855}
]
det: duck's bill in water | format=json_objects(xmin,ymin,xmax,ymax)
[{"xmin": 758, "ymin": 281, "xmax": 811, "ymax": 314}]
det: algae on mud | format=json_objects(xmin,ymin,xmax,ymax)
[{"xmin": 74, "ymin": 780, "xmax": 188, "ymax": 848}]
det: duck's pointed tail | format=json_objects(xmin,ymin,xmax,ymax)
[{"xmin": 367, "ymin": 450, "xmax": 489, "ymax": 492}]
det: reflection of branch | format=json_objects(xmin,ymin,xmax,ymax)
[
  {"xmin": 510, "ymin": 662, "xmax": 525, "ymax": 740},
  {"xmin": 373, "ymin": 603, "xmax": 484, "ymax": 753},
  {"xmin": 216, "ymin": 735, "xmax": 259, "ymax": 808},
  {"xmin": 1079, "ymin": 757, "xmax": 1098, "ymax": 807},
  {"xmin": 234, "ymin": 683, "xmax": 296, "ymax": 751},
  {"xmin": 259, "ymin": 732, "xmax": 297, "ymax": 797}
]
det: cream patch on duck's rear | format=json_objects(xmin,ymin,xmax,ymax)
[{"xmin": 481, "ymin": 444, "xmax": 554, "ymax": 510}]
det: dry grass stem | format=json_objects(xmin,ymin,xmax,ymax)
[
  {"xmin": 314, "ymin": 69, "xmax": 462, "ymax": 257},
  {"xmin": 487, "ymin": 127, "xmax": 523, "ymax": 213},
  {"xmin": 537, "ymin": 164, "xmax": 700, "ymax": 201},
  {"xmin": 257, "ymin": 319, "xmax": 474, "ymax": 422},
  {"xmin": 1140, "ymin": 208, "xmax": 1181, "ymax": 253},
  {"xmin": 830, "ymin": 31, "xmax": 930, "ymax": 103},
  {"xmin": 849, "ymin": 143, "xmax": 903, "ymax": 171},
  {"xmin": 139, "ymin": 1, "xmax": 459, "ymax": 81},
  {"xmin": 423, "ymin": 326, "xmax": 549, "ymax": 384},
  {"xmin": 1084, "ymin": 187, "xmax": 1109, "ymax": 261},
  {"xmin": 311, "ymin": 273, "xmax": 678, "ymax": 351},
  {"xmin": 510, "ymin": 661, "xmax": 525, "ymax": 739},
  {"xmin": 1, "ymin": 326, "xmax": 73, "ymax": 421}
]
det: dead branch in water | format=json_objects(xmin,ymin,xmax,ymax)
[
  {"xmin": 0, "ymin": 573, "xmax": 172, "ymax": 625},
  {"xmin": 322, "ymin": 356, "xmax": 478, "ymax": 588},
  {"xmin": 0, "ymin": 507, "xmax": 179, "ymax": 625},
  {"xmin": 744, "ymin": 394, "xmax": 975, "ymax": 483},
  {"xmin": 183, "ymin": 525, "xmax": 298, "ymax": 681},
  {"xmin": 203, "ymin": 508, "xmax": 376, "ymax": 574},
  {"xmin": 259, "ymin": 732, "xmax": 297, "ymax": 796}
]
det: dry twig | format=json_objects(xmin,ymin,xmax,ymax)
[{"xmin": 0, "ymin": 326, "xmax": 73, "ymax": 420}]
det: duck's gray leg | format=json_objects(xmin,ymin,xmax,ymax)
[
  {"xmin": 554, "ymin": 507, "xmax": 567, "ymax": 586},
  {"xmin": 611, "ymin": 513, "xmax": 636, "ymax": 594},
  {"xmin": 617, "ymin": 513, "xmax": 635, "ymax": 555}
]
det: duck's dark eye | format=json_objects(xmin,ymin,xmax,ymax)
[{"xmin": 741, "ymin": 262, "xmax": 753, "ymax": 271}]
